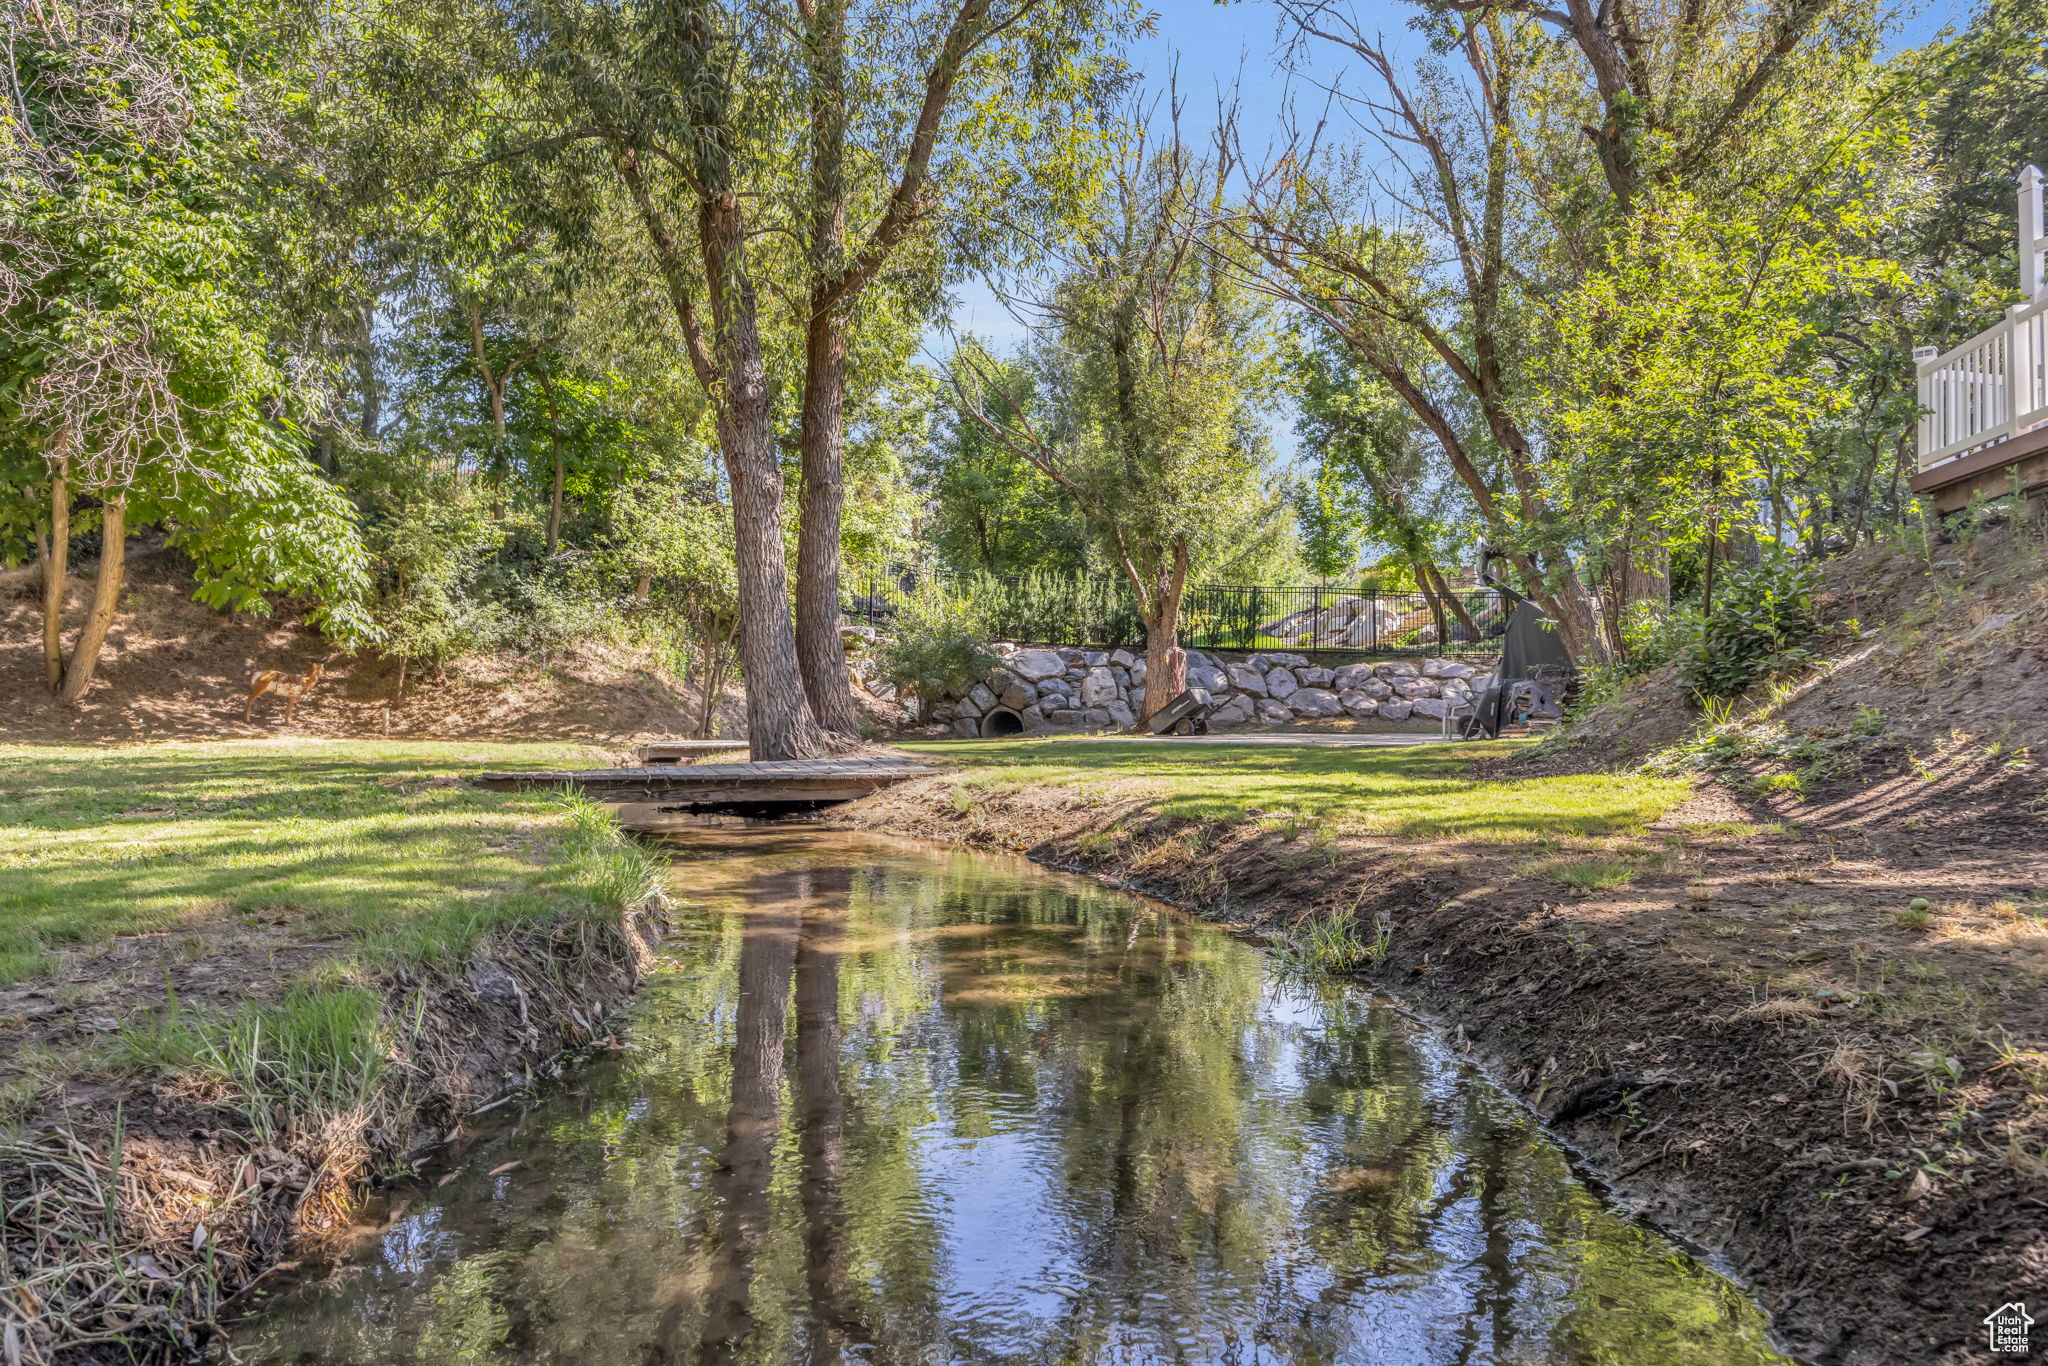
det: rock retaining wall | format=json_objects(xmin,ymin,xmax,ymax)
[{"xmin": 922, "ymin": 645, "xmax": 1488, "ymax": 736}]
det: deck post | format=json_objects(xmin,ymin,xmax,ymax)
[{"xmin": 2021, "ymin": 164, "xmax": 2045, "ymax": 303}]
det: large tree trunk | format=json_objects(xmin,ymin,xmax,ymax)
[
  {"xmin": 702, "ymin": 196, "xmax": 826, "ymax": 762},
  {"xmin": 1135, "ymin": 545, "xmax": 1190, "ymax": 723},
  {"xmin": 41, "ymin": 458, "xmax": 68, "ymax": 692},
  {"xmin": 58, "ymin": 495, "xmax": 124, "ymax": 706},
  {"xmin": 795, "ymin": 313, "xmax": 861, "ymax": 738},
  {"xmin": 792, "ymin": 0, "xmax": 863, "ymax": 741}
]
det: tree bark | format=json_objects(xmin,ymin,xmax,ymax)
[
  {"xmin": 791, "ymin": 0, "xmax": 863, "ymax": 740},
  {"xmin": 607, "ymin": 133, "xmax": 824, "ymax": 759},
  {"xmin": 795, "ymin": 313, "xmax": 861, "ymax": 738},
  {"xmin": 1134, "ymin": 543, "xmax": 1190, "ymax": 723},
  {"xmin": 41, "ymin": 455, "xmax": 68, "ymax": 692},
  {"xmin": 542, "ymin": 368, "xmax": 566, "ymax": 554},
  {"xmin": 58, "ymin": 494, "xmax": 124, "ymax": 706}
]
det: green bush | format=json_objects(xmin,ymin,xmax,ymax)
[
  {"xmin": 876, "ymin": 589, "xmax": 1000, "ymax": 700},
  {"xmin": 1680, "ymin": 558, "xmax": 1824, "ymax": 701}
]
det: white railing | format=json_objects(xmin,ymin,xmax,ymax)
[{"xmin": 1916, "ymin": 164, "xmax": 2048, "ymax": 472}]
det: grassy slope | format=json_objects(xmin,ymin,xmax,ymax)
[
  {"xmin": 898, "ymin": 737, "xmax": 1691, "ymax": 839},
  {"xmin": 0, "ymin": 739, "xmax": 628, "ymax": 985}
]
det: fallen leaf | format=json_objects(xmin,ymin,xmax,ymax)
[
  {"xmin": 1900, "ymin": 1225, "xmax": 1932, "ymax": 1242},
  {"xmin": 191, "ymin": 1224, "xmax": 207, "ymax": 1251},
  {"xmin": 133, "ymin": 1254, "xmax": 171, "ymax": 1280},
  {"xmin": 436, "ymin": 1173, "xmax": 459, "ymax": 1188},
  {"xmin": 487, "ymin": 1161, "xmax": 523, "ymax": 1177}
]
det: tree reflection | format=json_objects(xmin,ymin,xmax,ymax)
[{"xmin": 232, "ymin": 834, "xmax": 1786, "ymax": 1366}]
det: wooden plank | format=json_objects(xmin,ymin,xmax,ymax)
[{"xmin": 474, "ymin": 757, "xmax": 932, "ymax": 805}]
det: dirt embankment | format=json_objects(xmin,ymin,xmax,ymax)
[
  {"xmin": 844, "ymin": 523, "xmax": 2048, "ymax": 1366},
  {"xmin": 0, "ymin": 544, "xmax": 734, "ymax": 745},
  {"xmin": 1, "ymin": 901, "xmax": 670, "ymax": 1365}
]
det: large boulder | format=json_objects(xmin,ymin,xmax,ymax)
[
  {"xmin": 999, "ymin": 683, "xmax": 1037, "ymax": 711},
  {"xmin": 1422, "ymin": 658, "xmax": 1476, "ymax": 679},
  {"xmin": 1021, "ymin": 704, "xmax": 1050, "ymax": 731},
  {"xmin": 1268, "ymin": 652, "xmax": 1310, "ymax": 668},
  {"xmin": 1083, "ymin": 650, "xmax": 1110, "ymax": 667},
  {"xmin": 1210, "ymin": 695, "xmax": 1254, "ymax": 725},
  {"xmin": 1009, "ymin": 649, "xmax": 1065, "ymax": 682},
  {"xmin": 1227, "ymin": 663, "xmax": 1268, "ymax": 697},
  {"xmin": 1338, "ymin": 690, "xmax": 1380, "ymax": 718},
  {"xmin": 1410, "ymin": 697, "xmax": 1450, "ymax": 719},
  {"xmin": 952, "ymin": 718, "xmax": 981, "ymax": 737},
  {"xmin": 1255, "ymin": 698, "xmax": 1293, "ymax": 724},
  {"xmin": 1188, "ymin": 665, "xmax": 1229, "ymax": 692},
  {"xmin": 1298, "ymin": 666, "xmax": 1334, "ymax": 688},
  {"xmin": 1080, "ymin": 667, "xmax": 1119, "ymax": 706},
  {"xmin": 1331, "ymin": 662, "xmax": 1376, "ymax": 691},
  {"xmin": 1378, "ymin": 700, "xmax": 1414, "ymax": 721},
  {"xmin": 967, "ymin": 682, "xmax": 997, "ymax": 712},
  {"xmin": 1048, "ymin": 708, "xmax": 1084, "ymax": 726},
  {"xmin": 1266, "ymin": 668, "xmax": 1300, "ymax": 700},
  {"xmin": 1288, "ymin": 687, "xmax": 1343, "ymax": 718},
  {"xmin": 1109, "ymin": 648, "xmax": 1137, "ymax": 668},
  {"xmin": 1393, "ymin": 677, "xmax": 1439, "ymax": 700},
  {"xmin": 1376, "ymin": 660, "xmax": 1420, "ymax": 679},
  {"xmin": 956, "ymin": 693, "xmax": 985, "ymax": 720},
  {"xmin": 1106, "ymin": 700, "xmax": 1136, "ymax": 729},
  {"xmin": 986, "ymin": 667, "xmax": 1020, "ymax": 695},
  {"xmin": 1127, "ymin": 659, "xmax": 1147, "ymax": 689},
  {"xmin": 1081, "ymin": 707, "xmax": 1113, "ymax": 728}
]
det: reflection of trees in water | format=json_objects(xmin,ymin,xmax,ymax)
[{"xmin": 235, "ymin": 841, "xmax": 1781, "ymax": 1366}]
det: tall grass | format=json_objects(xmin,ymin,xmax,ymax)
[{"xmin": 119, "ymin": 985, "xmax": 392, "ymax": 1141}]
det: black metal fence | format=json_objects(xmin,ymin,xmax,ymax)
[{"xmin": 844, "ymin": 572, "xmax": 1508, "ymax": 658}]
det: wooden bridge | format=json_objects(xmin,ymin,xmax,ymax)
[{"xmin": 474, "ymin": 756, "xmax": 933, "ymax": 812}]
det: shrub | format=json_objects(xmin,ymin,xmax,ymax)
[
  {"xmin": 1680, "ymin": 558, "xmax": 1824, "ymax": 701},
  {"xmin": 876, "ymin": 588, "xmax": 1000, "ymax": 700}
]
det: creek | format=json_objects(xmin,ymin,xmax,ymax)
[{"xmin": 231, "ymin": 827, "xmax": 1787, "ymax": 1364}]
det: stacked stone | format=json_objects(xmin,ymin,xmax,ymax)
[
  {"xmin": 927, "ymin": 645, "xmax": 1151, "ymax": 736},
  {"xmin": 1206, "ymin": 654, "xmax": 1477, "ymax": 724},
  {"xmin": 924, "ymin": 646, "xmax": 1482, "ymax": 735}
]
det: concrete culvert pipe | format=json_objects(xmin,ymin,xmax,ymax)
[{"xmin": 979, "ymin": 707, "xmax": 1025, "ymax": 737}]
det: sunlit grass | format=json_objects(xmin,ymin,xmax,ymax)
[
  {"xmin": 0, "ymin": 739, "xmax": 640, "ymax": 985},
  {"xmin": 897, "ymin": 738, "xmax": 1690, "ymax": 841}
]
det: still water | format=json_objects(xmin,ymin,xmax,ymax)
[{"xmin": 233, "ymin": 828, "xmax": 1786, "ymax": 1365}]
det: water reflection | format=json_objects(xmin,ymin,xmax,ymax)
[{"xmin": 232, "ymin": 829, "xmax": 1785, "ymax": 1365}]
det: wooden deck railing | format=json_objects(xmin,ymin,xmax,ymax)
[{"xmin": 1915, "ymin": 165, "xmax": 2048, "ymax": 472}]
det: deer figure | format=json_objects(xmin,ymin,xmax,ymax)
[{"xmin": 245, "ymin": 661, "xmax": 325, "ymax": 724}]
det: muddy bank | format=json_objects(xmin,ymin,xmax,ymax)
[
  {"xmin": 842, "ymin": 772, "xmax": 2048, "ymax": 1366},
  {"xmin": 0, "ymin": 901, "xmax": 667, "ymax": 1365}
]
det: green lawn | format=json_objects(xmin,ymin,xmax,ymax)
[
  {"xmin": 896, "ymin": 737, "xmax": 1690, "ymax": 841},
  {"xmin": 0, "ymin": 739, "xmax": 651, "ymax": 986}
]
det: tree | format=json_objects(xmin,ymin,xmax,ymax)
[
  {"xmin": 1285, "ymin": 322, "xmax": 1481, "ymax": 643},
  {"xmin": 922, "ymin": 357, "xmax": 1088, "ymax": 576},
  {"xmin": 952, "ymin": 124, "xmax": 1282, "ymax": 723},
  {"xmin": 0, "ymin": 0, "xmax": 373, "ymax": 702},
  {"xmin": 786, "ymin": 0, "xmax": 1137, "ymax": 737}
]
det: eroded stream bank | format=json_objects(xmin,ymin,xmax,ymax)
[{"xmin": 231, "ymin": 827, "xmax": 1786, "ymax": 1364}]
